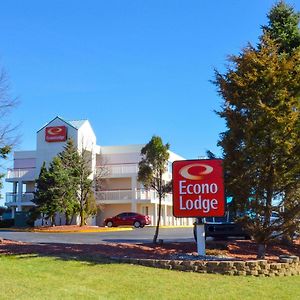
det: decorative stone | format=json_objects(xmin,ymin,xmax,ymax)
[{"xmin": 233, "ymin": 261, "xmax": 246, "ymax": 270}]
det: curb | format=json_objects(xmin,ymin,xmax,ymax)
[{"xmin": 0, "ymin": 227, "xmax": 133, "ymax": 233}]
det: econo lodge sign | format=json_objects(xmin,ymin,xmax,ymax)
[
  {"xmin": 172, "ymin": 159, "xmax": 225, "ymax": 217},
  {"xmin": 45, "ymin": 126, "xmax": 67, "ymax": 142}
]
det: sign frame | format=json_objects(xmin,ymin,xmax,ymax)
[
  {"xmin": 45, "ymin": 126, "xmax": 67, "ymax": 143},
  {"xmin": 172, "ymin": 159, "xmax": 225, "ymax": 218}
]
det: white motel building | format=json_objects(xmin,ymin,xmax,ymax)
[{"xmin": 5, "ymin": 116, "xmax": 194, "ymax": 227}]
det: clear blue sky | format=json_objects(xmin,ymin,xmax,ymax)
[{"xmin": 1, "ymin": 1, "xmax": 299, "ymax": 203}]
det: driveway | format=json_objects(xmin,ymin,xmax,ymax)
[{"xmin": 0, "ymin": 227, "xmax": 195, "ymax": 244}]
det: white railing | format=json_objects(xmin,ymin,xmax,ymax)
[
  {"xmin": 97, "ymin": 164, "xmax": 138, "ymax": 176},
  {"xmin": 7, "ymin": 168, "xmax": 35, "ymax": 180},
  {"xmin": 5, "ymin": 192, "xmax": 35, "ymax": 203},
  {"xmin": 96, "ymin": 189, "xmax": 172, "ymax": 203},
  {"xmin": 96, "ymin": 190, "xmax": 133, "ymax": 201}
]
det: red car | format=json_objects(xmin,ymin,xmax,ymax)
[{"xmin": 104, "ymin": 212, "xmax": 151, "ymax": 228}]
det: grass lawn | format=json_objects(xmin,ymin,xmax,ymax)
[{"xmin": 0, "ymin": 255, "xmax": 299, "ymax": 300}]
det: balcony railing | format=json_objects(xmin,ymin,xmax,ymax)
[
  {"xmin": 96, "ymin": 190, "xmax": 133, "ymax": 202},
  {"xmin": 5, "ymin": 192, "xmax": 35, "ymax": 204},
  {"xmin": 97, "ymin": 164, "xmax": 138, "ymax": 177},
  {"xmin": 96, "ymin": 189, "xmax": 172, "ymax": 203},
  {"xmin": 6, "ymin": 168, "xmax": 35, "ymax": 181}
]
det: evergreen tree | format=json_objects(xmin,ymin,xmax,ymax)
[
  {"xmin": 32, "ymin": 162, "xmax": 52, "ymax": 225},
  {"xmin": 77, "ymin": 148, "xmax": 96, "ymax": 226},
  {"xmin": 58, "ymin": 138, "xmax": 81, "ymax": 224},
  {"xmin": 138, "ymin": 136, "xmax": 170, "ymax": 244},
  {"xmin": 262, "ymin": 1, "xmax": 300, "ymax": 53},
  {"xmin": 214, "ymin": 34, "xmax": 300, "ymax": 258}
]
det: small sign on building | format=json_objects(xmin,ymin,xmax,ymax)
[{"xmin": 45, "ymin": 126, "xmax": 67, "ymax": 142}]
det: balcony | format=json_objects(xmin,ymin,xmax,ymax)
[
  {"xmin": 6, "ymin": 168, "xmax": 35, "ymax": 182},
  {"xmin": 95, "ymin": 189, "xmax": 172, "ymax": 204},
  {"xmin": 97, "ymin": 164, "xmax": 138, "ymax": 178},
  {"xmin": 5, "ymin": 192, "xmax": 35, "ymax": 206},
  {"xmin": 96, "ymin": 190, "xmax": 133, "ymax": 204}
]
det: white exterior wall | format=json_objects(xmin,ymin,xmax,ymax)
[
  {"xmin": 36, "ymin": 117, "xmax": 78, "ymax": 175},
  {"xmin": 13, "ymin": 151, "xmax": 36, "ymax": 169},
  {"xmin": 77, "ymin": 121, "xmax": 97, "ymax": 177}
]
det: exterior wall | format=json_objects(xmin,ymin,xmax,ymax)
[
  {"xmin": 102, "ymin": 178, "xmax": 131, "ymax": 190},
  {"xmin": 25, "ymin": 182, "xmax": 35, "ymax": 192},
  {"xmin": 36, "ymin": 117, "xmax": 78, "ymax": 175},
  {"xmin": 77, "ymin": 121, "xmax": 97, "ymax": 177}
]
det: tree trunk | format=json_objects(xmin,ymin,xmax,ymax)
[
  {"xmin": 65, "ymin": 213, "xmax": 70, "ymax": 225},
  {"xmin": 281, "ymin": 233, "xmax": 294, "ymax": 246},
  {"xmin": 153, "ymin": 195, "xmax": 162, "ymax": 244},
  {"xmin": 80, "ymin": 205, "xmax": 85, "ymax": 226},
  {"xmin": 257, "ymin": 243, "xmax": 266, "ymax": 259},
  {"xmin": 51, "ymin": 215, "xmax": 56, "ymax": 227},
  {"xmin": 70, "ymin": 214, "xmax": 74, "ymax": 225}
]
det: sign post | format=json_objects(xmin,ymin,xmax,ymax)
[
  {"xmin": 172, "ymin": 159, "xmax": 225, "ymax": 256},
  {"xmin": 195, "ymin": 218, "xmax": 205, "ymax": 255}
]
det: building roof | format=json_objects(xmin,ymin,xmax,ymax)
[
  {"xmin": 37, "ymin": 116, "xmax": 88, "ymax": 132},
  {"xmin": 67, "ymin": 119, "xmax": 87, "ymax": 129}
]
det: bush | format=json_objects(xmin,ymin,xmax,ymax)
[{"xmin": 0, "ymin": 219, "xmax": 14, "ymax": 228}]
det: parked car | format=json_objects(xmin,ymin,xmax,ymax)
[
  {"xmin": 193, "ymin": 212, "xmax": 250, "ymax": 240},
  {"xmin": 104, "ymin": 212, "xmax": 151, "ymax": 228}
]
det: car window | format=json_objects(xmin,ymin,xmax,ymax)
[
  {"xmin": 117, "ymin": 213, "xmax": 127, "ymax": 218},
  {"xmin": 228, "ymin": 212, "xmax": 236, "ymax": 222},
  {"xmin": 214, "ymin": 216, "xmax": 227, "ymax": 223},
  {"xmin": 205, "ymin": 217, "xmax": 214, "ymax": 222},
  {"xmin": 127, "ymin": 213, "xmax": 136, "ymax": 217}
]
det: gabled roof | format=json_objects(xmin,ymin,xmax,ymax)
[
  {"xmin": 68, "ymin": 119, "xmax": 88, "ymax": 129},
  {"xmin": 37, "ymin": 116, "xmax": 87, "ymax": 132}
]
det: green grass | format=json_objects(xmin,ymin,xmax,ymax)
[{"xmin": 0, "ymin": 255, "xmax": 300, "ymax": 300}]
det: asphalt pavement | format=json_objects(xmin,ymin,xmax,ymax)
[{"xmin": 0, "ymin": 227, "xmax": 195, "ymax": 244}]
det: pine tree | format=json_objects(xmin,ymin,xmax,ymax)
[
  {"xmin": 262, "ymin": 1, "xmax": 300, "ymax": 53},
  {"xmin": 77, "ymin": 148, "xmax": 96, "ymax": 226},
  {"xmin": 214, "ymin": 34, "xmax": 300, "ymax": 258},
  {"xmin": 58, "ymin": 138, "xmax": 81, "ymax": 224},
  {"xmin": 32, "ymin": 162, "xmax": 52, "ymax": 225}
]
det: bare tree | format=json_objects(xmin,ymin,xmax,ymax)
[
  {"xmin": 0, "ymin": 68, "xmax": 18, "ymax": 195},
  {"xmin": 77, "ymin": 144, "xmax": 108, "ymax": 226}
]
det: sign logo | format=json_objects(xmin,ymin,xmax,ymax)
[
  {"xmin": 45, "ymin": 126, "xmax": 67, "ymax": 142},
  {"xmin": 172, "ymin": 159, "xmax": 225, "ymax": 218},
  {"xmin": 179, "ymin": 163, "xmax": 213, "ymax": 180}
]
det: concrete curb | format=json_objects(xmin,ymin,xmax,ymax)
[{"xmin": 0, "ymin": 227, "xmax": 133, "ymax": 233}]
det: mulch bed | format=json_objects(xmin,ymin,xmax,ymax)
[{"xmin": 0, "ymin": 238, "xmax": 299, "ymax": 262}]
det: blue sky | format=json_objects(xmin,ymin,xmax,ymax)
[{"xmin": 1, "ymin": 1, "xmax": 299, "ymax": 203}]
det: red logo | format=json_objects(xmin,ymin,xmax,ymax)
[
  {"xmin": 45, "ymin": 126, "xmax": 67, "ymax": 142},
  {"xmin": 172, "ymin": 159, "xmax": 225, "ymax": 217}
]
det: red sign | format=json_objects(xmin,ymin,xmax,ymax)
[
  {"xmin": 172, "ymin": 159, "xmax": 225, "ymax": 217},
  {"xmin": 45, "ymin": 126, "xmax": 67, "ymax": 142}
]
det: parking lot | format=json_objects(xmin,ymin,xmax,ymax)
[{"xmin": 0, "ymin": 227, "xmax": 195, "ymax": 244}]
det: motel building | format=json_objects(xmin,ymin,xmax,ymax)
[{"xmin": 5, "ymin": 116, "xmax": 194, "ymax": 227}]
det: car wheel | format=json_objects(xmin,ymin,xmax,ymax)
[
  {"xmin": 106, "ymin": 221, "xmax": 113, "ymax": 227},
  {"xmin": 133, "ymin": 221, "xmax": 141, "ymax": 228}
]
